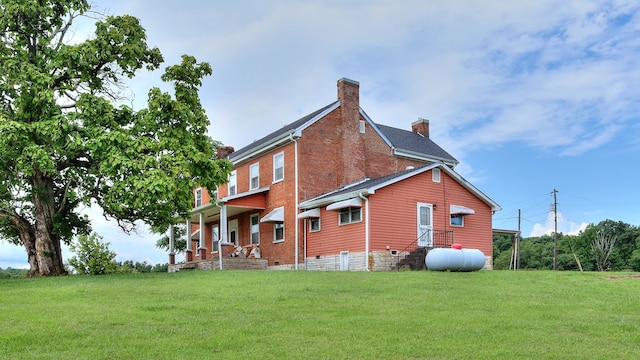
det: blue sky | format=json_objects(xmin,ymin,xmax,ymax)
[{"xmin": 2, "ymin": 0, "xmax": 639, "ymax": 268}]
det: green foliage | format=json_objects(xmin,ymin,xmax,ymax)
[
  {"xmin": 155, "ymin": 225, "xmax": 187, "ymax": 254},
  {"xmin": 0, "ymin": 0, "xmax": 232, "ymax": 275},
  {"xmin": 0, "ymin": 267, "xmax": 28, "ymax": 278},
  {"xmin": 497, "ymin": 219, "xmax": 640, "ymax": 271},
  {"xmin": 67, "ymin": 233, "xmax": 118, "ymax": 275},
  {"xmin": 117, "ymin": 260, "xmax": 168, "ymax": 273}
]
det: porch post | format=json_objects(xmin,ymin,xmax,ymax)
[
  {"xmin": 185, "ymin": 219, "xmax": 193, "ymax": 262},
  {"xmin": 219, "ymin": 204, "xmax": 228, "ymax": 270},
  {"xmin": 198, "ymin": 212, "xmax": 207, "ymax": 259},
  {"xmin": 168, "ymin": 224, "xmax": 175, "ymax": 265}
]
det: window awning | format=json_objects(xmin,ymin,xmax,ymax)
[
  {"xmin": 326, "ymin": 198, "xmax": 362, "ymax": 211},
  {"xmin": 450, "ymin": 205, "xmax": 475, "ymax": 215},
  {"xmin": 190, "ymin": 229, "xmax": 200, "ymax": 240},
  {"xmin": 297, "ymin": 208, "xmax": 320, "ymax": 219},
  {"xmin": 260, "ymin": 207, "xmax": 284, "ymax": 223}
]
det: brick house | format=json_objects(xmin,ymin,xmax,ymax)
[{"xmin": 167, "ymin": 78, "xmax": 500, "ymax": 271}]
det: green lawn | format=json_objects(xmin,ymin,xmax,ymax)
[{"xmin": 1, "ymin": 270, "xmax": 638, "ymax": 359}]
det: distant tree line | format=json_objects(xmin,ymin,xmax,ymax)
[
  {"xmin": 494, "ymin": 219, "xmax": 640, "ymax": 271},
  {"xmin": 0, "ymin": 267, "xmax": 28, "ymax": 278}
]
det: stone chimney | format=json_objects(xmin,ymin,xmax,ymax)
[
  {"xmin": 412, "ymin": 117, "xmax": 430, "ymax": 137},
  {"xmin": 216, "ymin": 146, "xmax": 235, "ymax": 159}
]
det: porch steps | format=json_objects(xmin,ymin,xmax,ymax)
[{"xmin": 397, "ymin": 247, "xmax": 428, "ymax": 271}]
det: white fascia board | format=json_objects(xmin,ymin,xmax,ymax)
[
  {"xmin": 360, "ymin": 109, "xmax": 393, "ymax": 148},
  {"xmin": 219, "ymin": 186, "xmax": 270, "ymax": 202},
  {"xmin": 293, "ymin": 101, "xmax": 341, "ymax": 137},
  {"xmin": 299, "ymin": 190, "xmax": 371, "ymax": 210},
  {"xmin": 393, "ymin": 148, "xmax": 459, "ymax": 168},
  {"xmin": 440, "ymin": 166, "xmax": 502, "ymax": 212},
  {"xmin": 229, "ymin": 133, "xmax": 293, "ymax": 166}
]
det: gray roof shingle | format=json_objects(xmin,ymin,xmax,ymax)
[
  {"xmin": 375, "ymin": 123, "xmax": 457, "ymax": 164},
  {"xmin": 228, "ymin": 101, "xmax": 457, "ymax": 165}
]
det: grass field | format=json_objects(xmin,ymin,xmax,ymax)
[{"xmin": 1, "ymin": 270, "xmax": 639, "ymax": 359}]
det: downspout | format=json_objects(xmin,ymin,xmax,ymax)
[
  {"xmin": 290, "ymin": 132, "xmax": 300, "ymax": 270},
  {"xmin": 358, "ymin": 192, "xmax": 370, "ymax": 271}
]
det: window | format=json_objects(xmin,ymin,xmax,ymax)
[
  {"xmin": 250, "ymin": 163, "xmax": 259, "ymax": 190},
  {"xmin": 211, "ymin": 225, "xmax": 219, "ymax": 252},
  {"xmin": 309, "ymin": 218, "xmax": 320, "ymax": 232},
  {"xmin": 250, "ymin": 214, "xmax": 260, "ymax": 245},
  {"xmin": 274, "ymin": 222, "xmax": 284, "ymax": 242},
  {"xmin": 273, "ymin": 152, "xmax": 284, "ymax": 182},
  {"xmin": 228, "ymin": 171, "xmax": 237, "ymax": 195},
  {"xmin": 211, "ymin": 187, "xmax": 218, "ymax": 203},
  {"xmin": 359, "ymin": 120, "xmax": 365, "ymax": 133},
  {"xmin": 450, "ymin": 215, "xmax": 464, "ymax": 227},
  {"xmin": 339, "ymin": 207, "xmax": 361, "ymax": 225},
  {"xmin": 432, "ymin": 168, "xmax": 441, "ymax": 183},
  {"xmin": 194, "ymin": 188, "xmax": 202, "ymax": 207}
]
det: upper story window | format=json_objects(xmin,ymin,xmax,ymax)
[
  {"xmin": 273, "ymin": 152, "xmax": 284, "ymax": 183},
  {"xmin": 432, "ymin": 168, "xmax": 441, "ymax": 183},
  {"xmin": 339, "ymin": 207, "xmax": 361, "ymax": 225},
  {"xmin": 228, "ymin": 171, "xmax": 237, "ymax": 196},
  {"xmin": 194, "ymin": 188, "xmax": 202, "ymax": 207},
  {"xmin": 250, "ymin": 163, "xmax": 259, "ymax": 190},
  {"xmin": 359, "ymin": 120, "xmax": 366, "ymax": 133}
]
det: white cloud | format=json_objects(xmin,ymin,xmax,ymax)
[{"xmin": 529, "ymin": 211, "xmax": 589, "ymax": 237}]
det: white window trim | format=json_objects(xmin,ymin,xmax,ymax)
[
  {"xmin": 309, "ymin": 218, "xmax": 321, "ymax": 232},
  {"xmin": 228, "ymin": 171, "xmax": 237, "ymax": 196},
  {"xmin": 273, "ymin": 222, "xmax": 285, "ymax": 243},
  {"xmin": 211, "ymin": 224, "xmax": 220, "ymax": 253},
  {"xmin": 450, "ymin": 214, "xmax": 465, "ymax": 227},
  {"xmin": 250, "ymin": 213, "xmax": 260, "ymax": 245},
  {"xmin": 194, "ymin": 188, "xmax": 202, "ymax": 207},
  {"xmin": 273, "ymin": 152, "xmax": 284, "ymax": 183},
  {"xmin": 250, "ymin": 163, "xmax": 259, "ymax": 190},
  {"xmin": 432, "ymin": 168, "xmax": 441, "ymax": 183},
  {"xmin": 338, "ymin": 207, "xmax": 362, "ymax": 225}
]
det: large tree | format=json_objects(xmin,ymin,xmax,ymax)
[{"xmin": 0, "ymin": 1, "xmax": 232, "ymax": 276}]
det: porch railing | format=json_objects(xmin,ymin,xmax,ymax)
[{"xmin": 396, "ymin": 230, "xmax": 455, "ymax": 270}]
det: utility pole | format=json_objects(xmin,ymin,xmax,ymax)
[
  {"xmin": 553, "ymin": 188, "xmax": 558, "ymax": 270},
  {"xmin": 517, "ymin": 208, "xmax": 521, "ymax": 270}
]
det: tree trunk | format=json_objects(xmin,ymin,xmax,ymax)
[
  {"xmin": 9, "ymin": 212, "xmax": 40, "ymax": 276},
  {"xmin": 31, "ymin": 170, "xmax": 67, "ymax": 276}
]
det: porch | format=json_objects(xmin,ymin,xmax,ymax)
[{"xmin": 169, "ymin": 257, "xmax": 268, "ymax": 272}]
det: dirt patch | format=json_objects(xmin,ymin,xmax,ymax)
[{"xmin": 605, "ymin": 274, "xmax": 640, "ymax": 279}]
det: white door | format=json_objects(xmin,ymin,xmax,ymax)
[
  {"xmin": 228, "ymin": 219, "xmax": 238, "ymax": 246},
  {"xmin": 339, "ymin": 251, "xmax": 349, "ymax": 271},
  {"xmin": 417, "ymin": 203, "xmax": 433, "ymax": 247}
]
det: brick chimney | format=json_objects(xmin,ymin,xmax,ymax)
[
  {"xmin": 336, "ymin": 78, "xmax": 365, "ymax": 186},
  {"xmin": 216, "ymin": 146, "xmax": 235, "ymax": 159},
  {"xmin": 412, "ymin": 117, "xmax": 430, "ymax": 137}
]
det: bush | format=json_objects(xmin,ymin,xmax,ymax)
[{"xmin": 68, "ymin": 233, "xmax": 119, "ymax": 275}]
